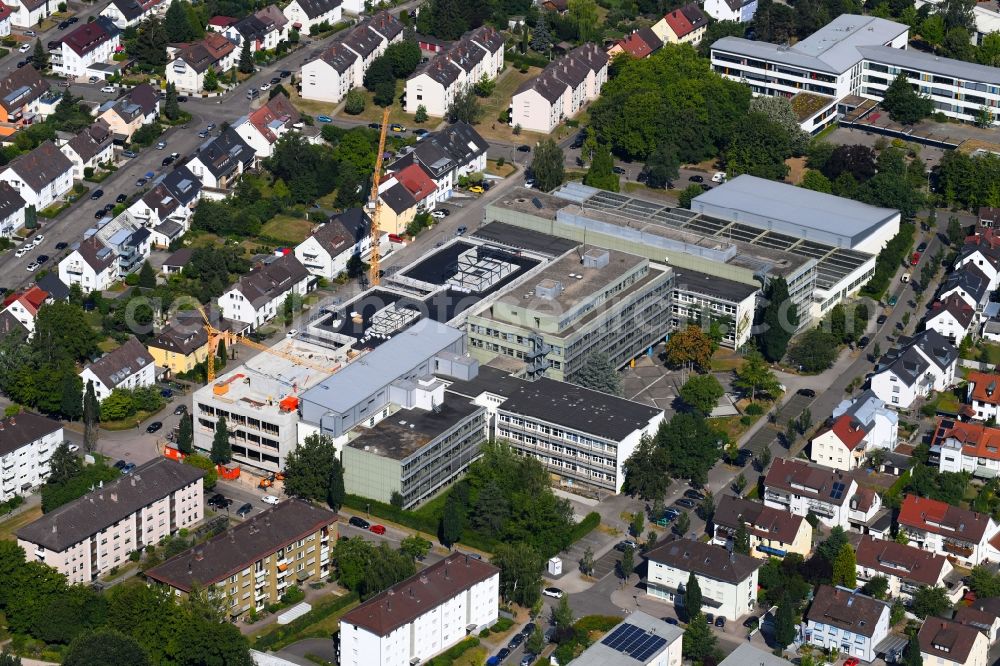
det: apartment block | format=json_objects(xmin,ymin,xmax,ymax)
[
  {"xmin": 763, "ymin": 458, "xmax": 861, "ymax": 530},
  {"xmin": 855, "ymin": 535, "xmax": 953, "ymax": 602},
  {"xmin": 898, "ymin": 494, "xmax": 1000, "ymax": 566},
  {"xmin": 17, "ymin": 458, "xmax": 205, "ymax": 584},
  {"xmin": 0, "ymin": 412, "xmax": 63, "ymax": 502},
  {"xmin": 805, "ymin": 586, "xmax": 891, "ymax": 663},
  {"xmin": 144, "ymin": 499, "xmax": 337, "ymax": 619}
]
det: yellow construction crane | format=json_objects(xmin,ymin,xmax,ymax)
[
  {"xmin": 368, "ymin": 106, "xmax": 391, "ymax": 287},
  {"xmin": 193, "ymin": 305, "xmax": 337, "ymax": 383}
]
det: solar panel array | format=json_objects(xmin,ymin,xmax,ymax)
[
  {"xmin": 830, "ymin": 482, "xmax": 846, "ymax": 500},
  {"xmin": 600, "ymin": 623, "xmax": 668, "ymax": 662}
]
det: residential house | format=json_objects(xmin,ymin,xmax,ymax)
[
  {"xmin": 606, "ymin": 27, "xmax": 663, "ymax": 59},
  {"xmin": 58, "ymin": 235, "xmax": 118, "ymax": 291},
  {"xmin": 953, "ymin": 606, "xmax": 1000, "ymax": 644},
  {"xmin": 870, "ymin": 329, "xmax": 959, "ymax": 409},
  {"xmin": 965, "ymin": 371, "xmax": 1000, "ymax": 422},
  {"xmin": 220, "ymin": 15, "xmax": 280, "ymax": 54},
  {"xmin": 16, "ymin": 458, "xmax": 204, "ymax": 584},
  {"xmin": 100, "ymin": 0, "xmax": 168, "ymax": 29},
  {"xmin": 35, "ymin": 273, "xmax": 68, "ymax": 303},
  {"xmin": 898, "ymin": 494, "xmax": 1000, "ymax": 566},
  {"xmin": 855, "ymin": 535, "xmax": 953, "ymax": 602},
  {"xmin": 980, "ymin": 207, "xmax": 1000, "ymax": 229},
  {"xmin": 144, "ymin": 499, "xmax": 337, "ymax": 618},
  {"xmin": 712, "ymin": 494, "xmax": 813, "ymax": 559},
  {"xmin": 0, "ymin": 412, "xmax": 63, "ymax": 501},
  {"xmin": 0, "ymin": 311, "xmax": 27, "ymax": 340},
  {"xmin": 0, "ymin": 66, "xmax": 49, "ymax": 136},
  {"xmin": 763, "ymin": 458, "xmax": 859, "ymax": 529},
  {"xmin": 97, "ymin": 83, "xmax": 159, "ymax": 141},
  {"xmin": 0, "ymin": 182, "xmax": 25, "ymax": 238},
  {"xmin": 9, "ymin": 0, "xmax": 53, "ymax": 30},
  {"xmin": 0, "ymin": 140, "xmax": 73, "ymax": 210},
  {"xmin": 510, "ymin": 43, "xmax": 609, "ymax": 134},
  {"xmin": 541, "ymin": 0, "xmax": 567, "ymax": 12},
  {"xmin": 0, "ymin": 4, "xmax": 11, "ymax": 36},
  {"xmin": 133, "ymin": 166, "xmax": 202, "ymax": 247},
  {"xmin": 339, "ymin": 555, "xmax": 500, "ymax": 666},
  {"xmin": 282, "ymin": 0, "xmax": 341, "ymax": 34},
  {"xmin": 217, "ymin": 253, "xmax": 311, "ymax": 329},
  {"xmin": 294, "ymin": 208, "xmax": 383, "ymax": 280},
  {"xmin": 404, "ymin": 25, "xmax": 505, "ymax": 117},
  {"xmin": 147, "ymin": 312, "xmax": 238, "ymax": 376},
  {"xmin": 92, "ymin": 211, "xmax": 153, "ymax": 277},
  {"xmin": 78, "ymin": 337, "xmax": 156, "ymax": 400},
  {"xmin": 956, "ymin": 227, "xmax": 1000, "ymax": 292},
  {"xmin": 60, "ymin": 120, "xmax": 114, "ymax": 180},
  {"xmin": 233, "ymin": 93, "xmax": 302, "ymax": 159},
  {"xmin": 187, "ymin": 127, "xmax": 255, "ymax": 191},
  {"xmin": 919, "ymin": 618, "xmax": 989, "ymax": 666},
  {"xmin": 416, "ymin": 33, "xmax": 450, "ymax": 55},
  {"xmin": 652, "ymin": 4, "xmax": 708, "ymax": 45},
  {"xmin": 644, "ymin": 538, "xmax": 761, "ymax": 620},
  {"xmin": 704, "ymin": 0, "xmax": 758, "ymax": 21},
  {"xmin": 54, "ymin": 17, "xmax": 121, "ymax": 80},
  {"xmin": 934, "ymin": 419, "xmax": 1000, "ymax": 479},
  {"xmin": 166, "ymin": 32, "xmax": 236, "ymax": 93},
  {"xmin": 927, "ymin": 294, "xmax": 977, "ymax": 344},
  {"xmin": 804, "ymin": 586, "xmax": 890, "ymax": 663},
  {"xmin": 810, "ymin": 390, "xmax": 898, "ymax": 471},
  {"xmin": 719, "ymin": 645, "xmax": 794, "ymax": 666},
  {"xmin": 386, "ymin": 121, "xmax": 488, "ymax": 203},
  {"xmin": 254, "ymin": 5, "xmax": 289, "ymax": 43},
  {"xmin": 939, "ymin": 263, "xmax": 992, "ymax": 319},
  {"xmin": 2, "ymin": 285, "xmax": 51, "ymax": 335},
  {"xmin": 377, "ymin": 162, "xmax": 437, "ymax": 235},
  {"xmin": 567, "ymin": 612, "xmax": 683, "ymax": 666},
  {"xmin": 161, "ymin": 247, "xmax": 192, "ymax": 275}
]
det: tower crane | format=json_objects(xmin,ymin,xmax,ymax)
[
  {"xmin": 368, "ymin": 105, "xmax": 391, "ymax": 287},
  {"xmin": 193, "ymin": 305, "xmax": 337, "ymax": 383}
]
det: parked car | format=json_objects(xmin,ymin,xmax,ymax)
[
  {"xmin": 431, "ymin": 210, "xmax": 447, "ymax": 219},
  {"xmin": 122, "ymin": 149, "xmax": 137, "ymax": 158},
  {"xmin": 349, "ymin": 516, "xmax": 370, "ymax": 529},
  {"xmin": 519, "ymin": 655, "xmax": 535, "ymax": 666},
  {"xmin": 173, "ymin": 404, "xmax": 187, "ymax": 415},
  {"xmin": 260, "ymin": 83, "xmax": 271, "ymax": 91},
  {"xmin": 35, "ymin": 255, "xmax": 48, "ymax": 264},
  {"xmin": 207, "ymin": 493, "xmax": 227, "ymax": 508},
  {"xmin": 32, "ymin": 234, "xmax": 43, "ymax": 244},
  {"xmin": 684, "ymin": 489, "xmax": 704, "ymax": 501},
  {"xmin": 100, "ymin": 85, "xmax": 116, "ymax": 93},
  {"xmin": 269, "ymin": 76, "xmax": 281, "ymax": 85},
  {"xmin": 113, "ymin": 460, "xmax": 127, "ymax": 470},
  {"xmin": 413, "ymin": 128, "xmax": 429, "ymax": 139},
  {"xmin": 368, "ymin": 123, "xmax": 382, "ymax": 130},
  {"xmin": 456, "ymin": 225, "xmax": 467, "ymax": 235},
  {"xmin": 67, "ymin": 17, "xmax": 78, "ymax": 23},
  {"xmin": 706, "ymin": 614, "xmax": 714, "ymax": 625},
  {"xmin": 497, "ymin": 648, "xmax": 510, "ymax": 661},
  {"xmin": 90, "ymin": 189, "xmax": 104, "ymax": 200},
  {"xmin": 55, "ymin": 242, "xmax": 68, "ymax": 250},
  {"xmin": 17, "ymin": 44, "xmax": 30, "ymax": 53},
  {"xmin": 612, "ymin": 166, "xmax": 625, "ymax": 175},
  {"xmin": 858, "ymin": 336, "xmax": 870, "ymax": 348},
  {"xmin": 615, "ymin": 540, "xmax": 637, "ymax": 551},
  {"xmin": 160, "ymin": 388, "xmax": 173, "ymax": 398},
  {"xmin": 15, "ymin": 60, "xmax": 28, "ymax": 68},
  {"xmin": 121, "ymin": 462, "xmax": 136, "ymax": 474},
  {"xmin": 844, "ymin": 659, "xmax": 860, "ymax": 666},
  {"xmin": 116, "ymin": 193, "xmax": 127, "ymax": 203},
  {"xmin": 516, "ymin": 144, "xmax": 531, "ymax": 152},
  {"xmin": 369, "ymin": 524, "xmax": 386, "ymax": 535},
  {"xmin": 317, "ymin": 115, "xmax": 333, "ymax": 123},
  {"xmin": 286, "ymin": 328, "xmax": 298, "ymax": 337},
  {"xmin": 675, "ymin": 498, "xmax": 697, "ymax": 509},
  {"xmin": 917, "ymin": 241, "xmax": 928, "ymax": 252},
  {"xmin": 88, "ymin": 75, "xmax": 99, "ymax": 83},
  {"xmin": 468, "ymin": 185, "xmax": 484, "ymax": 194},
  {"xmin": 279, "ymin": 70, "xmax": 291, "ymax": 78},
  {"xmin": 14, "ymin": 248, "xmax": 26, "ymax": 258},
  {"xmin": 888, "ymin": 295, "xmax": 898, "ymax": 306},
  {"xmin": 689, "ymin": 174, "xmax": 704, "ymax": 183},
  {"xmin": 135, "ymin": 177, "xmax": 148, "ymax": 187},
  {"xmin": 156, "ymin": 141, "xmax": 167, "ymax": 150},
  {"xmin": 261, "ymin": 494, "xmax": 279, "ymax": 505},
  {"xmin": 25, "ymin": 262, "xmax": 37, "ymax": 272},
  {"xmin": 237, "ymin": 502, "xmax": 253, "ymax": 517},
  {"xmin": 390, "ymin": 123, "xmax": 406, "ymax": 132},
  {"xmin": 177, "ymin": 96, "xmax": 188, "ymax": 102},
  {"xmin": 877, "ymin": 314, "xmax": 888, "ymax": 325},
  {"xmin": 715, "ymin": 616, "xmax": 726, "ymax": 628},
  {"xmin": 67, "ymin": 444, "xmax": 79, "ymax": 453},
  {"xmin": 508, "ymin": 633, "xmax": 524, "ymax": 649},
  {"xmin": 146, "ymin": 421, "xmax": 163, "ymax": 433},
  {"xmin": 797, "ymin": 388, "xmax": 816, "ymax": 397},
  {"xmin": 542, "ymin": 587, "xmax": 564, "ymax": 598},
  {"xmin": 520, "ymin": 622, "xmax": 536, "ymax": 638}
]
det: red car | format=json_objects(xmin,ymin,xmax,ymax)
[
  {"xmin": 844, "ymin": 658, "xmax": 860, "ymax": 666},
  {"xmin": 911, "ymin": 251, "xmax": 921, "ymax": 265},
  {"xmin": 369, "ymin": 524, "xmax": 386, "ymax": 535}
]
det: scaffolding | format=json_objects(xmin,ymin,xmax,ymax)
[
  {"xmin": 367, "ymin": 302, "xmax": 421, "ymax": 340},
  {"xmin": 446, "ymin": 247, "xmax": 517, "ymax": 293}
]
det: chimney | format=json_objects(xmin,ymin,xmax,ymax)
[
  {"xmin": 194, "ymin": 548, "xmax": 204, "ymax": 561},
  {"xmin": 111, "ymin": 492, "xmax": 118, "ymax": 502},
  {"xmin": 52, "ymin": 525, "xmax": 57, "ymax": 534}
]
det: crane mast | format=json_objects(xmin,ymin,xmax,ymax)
[{"xmin": 368, "ymin": 106, "xmax": 391, "ymax": 287}]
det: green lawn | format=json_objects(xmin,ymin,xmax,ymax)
[
  {"xmin": 260, "ymin": 215, "xmax": 316, "ymax": 245},
  {"xmin": 0, "ymin": 504, "xmax": 41, "ymax": 541}
]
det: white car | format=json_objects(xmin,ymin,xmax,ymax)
[
  {"xmin": 261, "ymin": 494, "xmax": 279, "ymax": 505},
  {"xmin": 260, "ymin": 83, "xmax": 271, "ymax": 91},
  {"xmin": 100, "ymin": 85, "xmax": 116, "ymax": 93},
  {"xmin": 25, "ymin": 262, "xmax": 38, "ymax": 272},
  {"xmin": 430, "ymin": 210, "xmax": 447, "ymax": 219},
  {"xmin": 67, "ymin": 444, "xmax": 79, "ymax": 453},
  {"xmin": 17, "ymin": 44, "xmax": 30, "ymax": 53},
  {"xmin": 542, "ymin": 587, "xmax": 564, "ymax": 599},
  {"xmin": 32, "ymin": 234, "xmax": 44, "ymax": 244},
  {"xmin": 156, "ymin": 141, "xmax": 166, "ymax": 150},
  {"xmin": 286, "ymin": 328, "xmax": 298, "ymax": 337},
  {"xmin": 711, "ymin": 171, "xmax": 727, "ymax": 183},
  {"xmin": 14, "ymin": 248, "xmax": 27, "ymax": 258}
]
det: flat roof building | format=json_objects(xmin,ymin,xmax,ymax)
[
  {"xmin": 18, "ymin": 458, "xmax": 204, "ymax": 584},
  {"xmin": 466, "ymin": 245, "xmax": 674, "ymax": 381},
  {"xmin": 144, "ymin": 499, "xmax": 337, "ymax": 619},
  {"xmin": 568, "ymin": 611, "xmax": 683, "ymax": 666}
]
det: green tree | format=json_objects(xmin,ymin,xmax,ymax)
[
  {"xmin": 789, "ymin": 327, "xmax": 838, "ymax": 372},
  {"xmin": 698, "ymin": 490, "xmax": 715, "ymax": 523},
  {"xmin": 655, "ymin": 413, "xmax": 723, "ymax": 486},
  {"xmin": 327, "ymin": 458, "xmax": 345, "ymax": 511},
  {"xmin": 551, "ymin": 595, "xmax": 573, "ymax": 632},
  {"xmin": 473, "ymin": 74, "xmax": 495, "ymax": 98},
  {"xmin": 801, "ymin": 169, "xmax": 833, "ymax": 193},
  {"xmin": 203, "ymin": 67, "xmax": 219, "ymax": 92},
  {"xmin": 83, "ymin": 380, "xmax": 99, "ymax": 452},
  {"xmin": 414, "ymin": 104, "xmax": 428, "ymax": 123},
  {"xmin": 47, "ymin": 442, "xmax": 82, "ymax": 487},
  {"xmin": 135, "ymin": 18, "xmax": 168, "ymax": 68},
  {"xmin": 882, "ymin": 73, "xmax": 934, "ymax": 124},
  {"xmin": 832, "ymin": 543, "xmax": 857, "ymax": 588},
  {"xmin": 210, "ymin": 418, "xmax": 230, "ymax": 465},
  {"xmin": 59, "ymin": 373, "xmax": 82, "ymax": 421},
  {"xmin": 685, "ymin": 571, "xmax": 702, "ymax": 619},
  {"xmin": 678, "ymin": 183, "xmax": 703, "ymax": 209},
  {"xmin": 861, "ymin": 575, "xmax": 890, "ymax": 600},
  {"xmin": 527, "ymin": 626, "xmax": 545, "ymax": 655},
  {"xmin": 23, "ymin": 205, "xmax": 37, "ymax": 230},
  {"xmin": 579, "ymin": 546, "xmax": 595, "ymax": 575},
  {"xmin": 238, "ymin": 40, "xmax": 254, "ymax": 74},
  {"xmin": 447, "ymin": 86, "xmax": 482, "ymax": 124},
  {"xmin": 184, "ymin": 453, "xmax": 217, "ymax": 490},
  {"xmin": 163, "ymin": 83, "xmax": 180, "ymax": 121},
  {"xmin": 948, "ymin": 216, "xmax": 965, "ymax": 245},
  {"xmin": 283, "ymin": 433, "xmax": 337, "ymax": 501},
  {"xmin": 664, "ymin": 324, "xmax": 714, "ymax": 372},
  {"xmin": 568, "ymin": 0, "xmax": 600, "ymax": 41},
  {"xmin": 622, "ymin": 434, "xmax": 671, "ymax": 500},
  {"xmin": 734, "ymin": 521, "xmax": 752, "ymax": 555},
  {"xmin": 0, "ymin": 653, "xmax": 21, "ymax": 665},
  {"xmin": 724, "ymin": 111, "xmax": 793, "ymax": 180},
  {"xmin": 733, "ymin": 348, "xmax": 779, "ymax": 402},
  {"xmin": 492, "ymin": 542, "xmax": 544, "ymax": 607},
  {"xmin": 619, "ymin": 544, "xmax": 635, "ymax": 579},
  {"xmin": 137, "ymin": 261, "xmax": 156, "ymax": 289},
  {"xmin": 774, "ymin": 593, "xmax": 798, "ymax": 648},
  {"xmin": 32, "ymin": 39, "xmax": 48, "ymax": 71},
  {"xmin": 583, "ymin": 142, "xmax": 619, "ymax": 191},
  {"xmin": 439, "ymin": 491, "xmax": 464, "ymax": 547},
  {"xmin": 529, "ymin": 139, "xmax": 564, "ymax": 192},
  {"xmin": 644, "ymin": 143, "xmax": 680, "ymax": 189},
  {"xmin": 530, "ymin": 15, "xmax": 552, "ymax": 52},
  {"xmin": 629, "ymin": 511, "xmax": 645, "ymax": 538},
  {"xmin": 756, "ymin": 277, "xmax": 798, "ymax": 362},
  {"xmin": 164, "ymin": 0, "xmax": 195, "ymax": 41},
  {"xmin": 176, "ymin": 414, "xmax": 193, "ymax": 455},
  {"xmin": 912, "ymin": 585, "xmax": 951, "ymax": 618},
  {"xmin": 384, "ymin": 40, "xmax": 422, "ymax": 78},
  {"xmin": 344, "ymin": 89, "xmax": 366, "ymax": 115},
  {"xmin": 682, "ymin": 613, "xmax": 719, "ymax": 662},
  {"xmin": 904, "ymin": 633, "xmax": 924, "ymax": 666},
  {"xmin": 400, "ymin": 535, "xmax": 431, "ymax": 560},
  {"xmin": 573, "ymin": 352, "xmax": 623, "ymax": 396},
  {"xmin": 64, "ymin": 629, "xmax": 150, "ymax": 666},
  {"xmin": 679, "ymin": 374, "xmax": 724, "ymax": 416}
]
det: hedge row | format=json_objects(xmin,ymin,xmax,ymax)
[
  {"xmin": 253, "ymin": 591, "xmax": 359, "ymax": 651},
  {"xmin": 426, "ymin": 637, "xmax": 480, "ymax": 666},
  {"xmin": 861, "ymin": 223, "xmax": 915, "ymax": 299},
  {"xmin": 566, "ymin": 512, "xmax": 601, "ymax": 547}
]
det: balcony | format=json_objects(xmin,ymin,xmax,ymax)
[{"xmin": 943, "ymin": 541, "xmax": 975, "ymax": 558}]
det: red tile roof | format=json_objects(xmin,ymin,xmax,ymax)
[
  {"xmin": 207, "ymin": 15, "xmax": 236, "ymax": 26},
  {"xmin": 0, "ymin": 4, "xmax": 13, "ymax": 21},
  {"xmin": 63, "ymin": 20, "xmax": 114, "ymax": 56},
  {"xmin": 664, "ymin": 8, "xmax": 695, "ymax": 38},
  {"xmin": 394, "ymin": 163, "xmax": 436, "ymax": 203},
  {"xmin": 611, "ymin": 31, "xmax": 654, "ymax": 58},
  {"xmin": 933, "ymin": 418, "xmax": 1000, "ymax": 461},
  {"xmin": 898, "ymin": 494, "xmax": 993, "ymax": 543},
  {"xmin": 968, "ymin": 371, "xmax": 1000, "ymax": 406},
  {"xmin": 919, "ymin": 617, "xmax": 982, "ymax": 664},
  {"xmin": 830, "ymin": 413, "xmax": 868, "ymax": 450},
  {"xmin": 3, "ymin": 285, "xmax": 49, "ymax": 317}
]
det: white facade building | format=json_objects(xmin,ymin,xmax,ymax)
[
  {"xmin": 294, "ymin": 208, "xmax": 374, "ymax": 280},
  {"xmin": 810, "ymin": 390, "xmax": 898, "ymax": 471},
  {"xmin": 763, "ymin": 458, "xmax": 860, "ymax": 530},
  {"xmin": 78, "ymin": 337, "xmax": 156, "ymax": 401},
  {"xmin": 568, "ymin": 612, "xmax": 683, "ymax": 666},
  {"xmin": 898, "ymin": 494, "xmax": 1000, "ymax": 567},
  {"xmin": 704, "ymin": 0, "xmax": 758, "ymax": 22},
  {"xmin": 405, "ymin": 26, "xmax": 505, "ymax": 117},
  {"xmin": 870, "ymin": 329, "xmax": 958, "ymax": 409},
  {"xmin": 805, "ymin": 586, "xmax": 891, "ymax": 663},
  {"xmin": 282, "ymin": 0, "xmax": 341, "ymax": 34},
  {"xmin": 645, "ymin": 539, "xmax": 761, "ymax": 620},
  {"xmin": 926, "ymin": 294, "xmax": 977, "ymax": 344},
  {"xmin": 58, "ymin": 235, "xmax": 118, "ymax": 292},
  {"xmin": 55, "ymin": 18, "xmax": 121, "ymax": 79},
  {"xmin": 510, "ymin": 43, "xmax": 608, "ymax": 134},
  {"xmin": 217, "ymin": 254, "xmax": 311, "ymax": 329},
  {"xmin": 339, "ymin": 555, "xmax": 500, "ymax": 666},
  {"xmin": 0, "ymin": 412, "xmax": 63, "ymax": 502},
  {"xmin": 920, "ymin": 618, "xmax": 990, "ymax": 666},
  {"xmin": 965, "ymin": 371, "xmax": 1000, "ymax": 422},
  {"xmin": 855, "ymin": 535, "xmax": 953, "ymax": 602},
  {"xmin": 935, "ymin": 419, "xmax": 1000, "ymax": 479},
  {"xmin": 16, "ymin": 458, "xmax": 204, "ymax": 584},
  {"xmin": 0, "ymin": 140, "xmax": 73, "ymax": 211}
]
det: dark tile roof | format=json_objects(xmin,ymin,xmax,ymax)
[
  {"xmin": 911, "ymin": 328, "xmax": 959, "ymax": 372},
  {"xmin": 0, "ymin": 182, "xmax": 25, "ymax": 220},
  {"xmin": 341, "ymin": 20, "xmax": 385, "ymax": 60},
  {"xmin": 74, "ymin": 235, "xmax": 116, "ymax": 273},
  {"xmin": 514, "ymin": 43, "xmax": 608, "ymax": 103},
  {"xmin": 232, "ymin": 253, "xmax": 309, "ymax": 309},
  {"xmin": 0, "ymin": 310, "xmax": 27, "ymax": 341},
  {"xmin": 292, "ymin": 0, "xmax": 342, "ymax": 20},
  {"xmin": 806, "ymin": 586, "xmax": 888, "ymax": 638},
  {"xmin": 193, "ymin": 128, "xmax": 254, "ymax": 180},
  {"xmin": 929, "ymin": 293, "xmax": 976, "ymax": 330},
  {"xmin": 764, "ymin": 458, "xmax": 855, "ymax": 506},
  {"xmin": 84, "ymin": 337, "xmax": 154, "ymax": 390},
  {"xmin": 942, "ymin": 262, "xmax": 991, "ymax": 305},
  {"xmin": 919, "ymin": 617, "xmax": 981, "ymax": 664},
  {"xmin": 0, "ymin": 66, "xmax": 49, "ymax": 113},
  {"xmin": 0, "ymin": 411, "xmax": 61, "ymax": 457},
  {"xmin": 413, "ymin": 56, "xmax": 463, "ymax": 86},
  {"xmin": 855, "ymin": 535, "xmax": 949, "ymax": 587},
  {"xmin": 62, "ymin": 17, "xmax": 119, "ymax": 57},
  {"xmin": 233, "ymin": 15, "xmax": 270, "ymax": 41},
  {"xmin": 898, "ymin": 494, "xmax": 993, "ymax": 544},
  {"xmin": 141, "ymin": 184, "xmax": 180, "ymax": 220},
  {"xmin": 714, "ymin": 495, "xmax": 806, "ymax": 547},
  {"xmin": 341, "ymin": 553, "xmax": 499, "ymax": 636},
  {"xmin": 163, "ymin": 247, "xmax": 193, "ymax": 268},
  {"xmin": 66, "ymin": 120, "xmax": 114, "ymax": 163},
  {"xmin": 877, "ymin": 329, "xmax": 956, "ymax": 386},
  {"xmin": 366, "ymin": 10, "xmax": 403, "ymax": 42},
  {"xmin": 380, "ymin": 181, "xmax": 417, "ymax": 215},
  {"xmin": 160, "ymin": 165, "xmax": 202, "ymax": 205},
  {"xmin": 144, "ymin": 498, "xmax": 337, "ymax": 591},
  {"xmin": 388, "ymin": 122, "xmax": 488, "ymax": 179},
  {"xmin": 16, "ymin": 458, "xmax": 205, "ymax": 552},
  {"xmin": 469, "ymin": 25, "xmax": 504, "ymax": 52},
  {"xmin": 316, "ymin": 41, "xmax": 360, "ymax": 74},
  {"xmin": 35, "ymin": 273, "xmax": 69, "ymax": 302},
  {"xmin": 6, "ymin": 141, "xmax": 73, "ymax": 192},
  {"xmin": 645, "ymin": 538, "xmax": 762, "ymax": 584},
  {"xmin": 308, "ymin": 208, "xmax": 369, "ymax": 254},
  {"xmin": 679, "ymin": 3, "xmax": 708, "ymax": 28},
  {"xmin": 126, "ymin": 83, "xmax": 159, "ymax": 116},
  {"xmin": 109, "ymin": 0, "xmax": 148, "ymax": 22}
]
